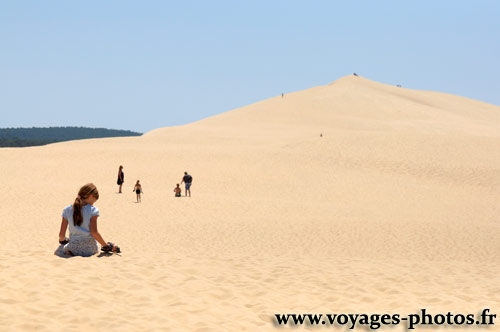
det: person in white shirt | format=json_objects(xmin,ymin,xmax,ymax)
[{"xmin": 55, "ymin": 183, "xmax": 119, "ymax": 257}]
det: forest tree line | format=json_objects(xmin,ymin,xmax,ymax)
[{"xmin": 0, "ymin": 127, "xmax": 142, "ymax": 147}]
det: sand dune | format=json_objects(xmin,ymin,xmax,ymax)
[{"xmin": 0, "ymin": 75, "xmax": 499, "ymax": 331}]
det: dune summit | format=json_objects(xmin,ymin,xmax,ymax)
[{"xmin": 0, "ymin": 76, "xmax": 499, "ymax": 331}]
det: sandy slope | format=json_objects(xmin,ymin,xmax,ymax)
[{"xmin": 0, "ymin": 75, "xmax": 499, "ymax": 331}]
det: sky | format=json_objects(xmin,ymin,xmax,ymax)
[{"xmin": 1, "ymin": 1, "xmax": 499, "ymax": 133}]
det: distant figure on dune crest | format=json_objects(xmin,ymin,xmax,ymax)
[
  {"xmin": 181, "ymin": 171, "xmax": 193, "ymax": 197},
  {"xmin": 174, "ymin": 183, "xmax": 182, "ymax": 197},
  {"xmin": 320, "ymin": 133, "xmax": 323, "ymax": 137},
  {"xmin": 353, "ymin": 73, "xmax": 358, "ymax": 76},
  {"xmin": 55, "ymin": 183, "xmax": 120, "ymax": 257},
  {"xmin": 117, "ymin": 165, "xmax": 124, "ymax": 193},
  {"xmin": 281, "ymin": 93, "xmax": 284, "ymax": 98},
  {"xmin": 133, "ymin": 180, "xmax": 143, "ymax": 203}
]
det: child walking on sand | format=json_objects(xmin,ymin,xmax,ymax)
[
  {"xmin": 55, "ymin": 183, "xmax": 119, "ymax": 257},
  {"xmin": 133, "ymin": 180, "xmax": 143, "ymax": 203},
  {"xmin": 174, "ymin": 183, "xmax": 181, "ymax": 197}
]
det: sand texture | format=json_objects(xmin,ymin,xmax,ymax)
[{"xmin": 0, "ymin": 76, "xmax": 499, "ymax": 331}]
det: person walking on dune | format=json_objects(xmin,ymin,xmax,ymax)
[
  {"xmin": 55, "ymin": 183, "xmax": 120, "ymax": 257},
  {"xmin": 117, "ymin": 165, "xmax": 124, "ymax": 193},
  {"xmin": 181, "ymin": 171, "xmax": 192, "ymax": 197},
  {"xmin": 133, "ymin": 180, "xmax": 143, "ymax": 203}
]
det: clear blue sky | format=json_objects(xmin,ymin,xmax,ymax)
[{"xmin": 1, "ymin": 1, "xmax": 499, "ymax": 133}]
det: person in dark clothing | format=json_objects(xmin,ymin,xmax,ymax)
[
  {"xmin": 133, "ymin": 180, "xmax": 143, "ymax": 203},
  {"xmin": 117, "ymin": 165, "xmax": 124, "ymax": 193},
  {"xmin": 181, "ymin": 171, "xmax": 192, "ymax": 197}
]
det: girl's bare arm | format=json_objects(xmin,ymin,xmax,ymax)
[
  {"xmin": 89, "ymin": 216, "xmax": 108, "ymax": 247},
  {"xmin": 59, "ymin": 217, "xmax": 68, "ymax": 241}
]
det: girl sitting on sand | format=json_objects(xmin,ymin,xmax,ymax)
[
  {"xmin": 55, "ymin": 183, "xmax": 119, "ymax": 257},
  {"xmin": 133, "ymin": 180, "xmax": 143, "ymax": 203}
]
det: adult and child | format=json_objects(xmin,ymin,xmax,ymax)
[
  {"xmin": 117, "ymin": 166, "xmax": 145, "ymax": 202},
  {"xmin": 174, "ymin": 172, "xmax": 193, "ymax": 197}
]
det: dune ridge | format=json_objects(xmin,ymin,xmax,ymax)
[{"xmin": 0, "ymin": 75, "xmax": 499, "ymax": 331}]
